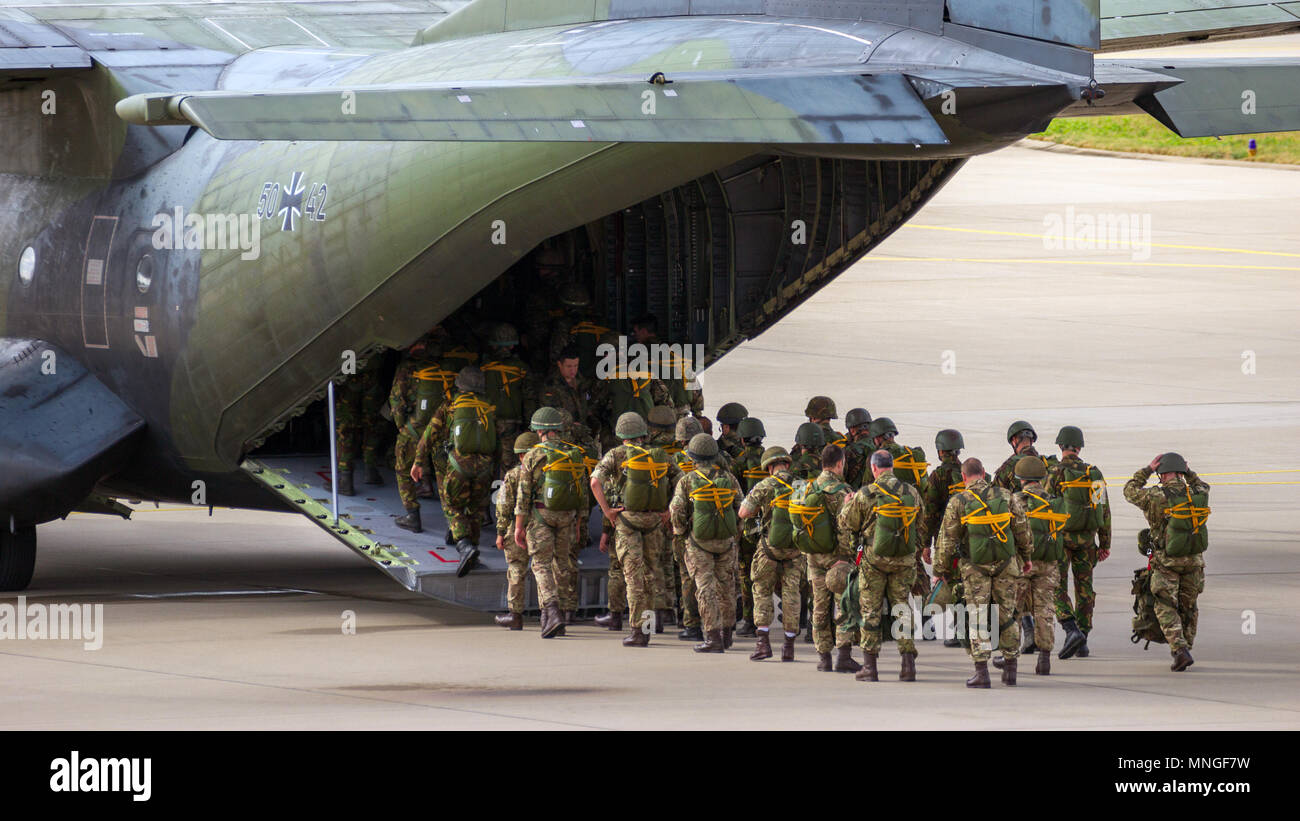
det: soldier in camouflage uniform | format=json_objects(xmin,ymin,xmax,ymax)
[
  {"xmin": 800, "ymin": 446, "xmax": 863, "ymax": 673},
  {"xmin": 539, "ymin": 344, "xmax": 599, "ymax": 436},
  {"xmin": 925, "ymin": 429, "xmax": 967, "ymax": 646},
  {"xmin": 1124, "ymin": 453, "xmax": 1208, "ymax": 672},
  {"xmin": 493, "ymin": 432, "xmax": 540, "ymax": 630},
  {"xmin": 522, "ymin": 245, "xmax": 569, "ymax": 372},
  {"xmin": 390, "ymin": 333, "xmax": 443, "ymax": 533},
  {"xmin": 481, "ymin": 322, "xmax": 536, "ymax": 476},
  {"xmin": 805, "ymin": 396, "xmax": 846, "ymax": 449},
  {"xmin": 839, "ymin": 449, "xmax": 926, "ymax": 682},
  {"xmin": 548, "ymin": 283, "xmax": 610, "ymax": 377},
  {"xmin": 934, "ymin": 458, "xmax": 1033, "ymax": 687},
  {"xmin": 842, "ymin": 407, "xmax": 874, "ymax": 489},
  {"xmin": 554, "ymin": 407, "xmax": 598, "ymax": 624},
  {"xmin": 333, "ymin": 354, "xmax": 388, "ymax": 496},
  {"xmin": 670, "ymin": 434, "xmax": 742, "ymax": 653},
  {"xmin": 670, "ymin": 415, "xmax": 705, "ymax": 641},
  {"xmin": 1001, "ymin": 456, "xmax": 1065, "ymax": 674},
  {"xmin": 644, "ymin": 405, "xmax": 681, "ymax": 624},
  {"xmin": 412, "ymin": 366, "xmax": 501, "ymax": 577},
  {"xmin": 591, "ymin": 412, "xmax": 681, "ymax": 647},
  {"xmin": 714, "ymin": 402, "xmax": 748, "ymax": 460},
  {"xmin": 592, "ymin": 341, "xmax": 674, "ymax": 452},
  {"xmin": 993, "ymin": 420, "xmax": 1054, "ymax": 493},
  {"xmin": 1044, "ymin": 425, "xmax": 1111, "ymax": 660},
  {"xmin": 732, "ymin": 417, "xmax": 767, "ymax": 637},
  {"xmin": 739, "ymin": 446, "xmax": 803, "ymax": 662},
  {"xmin": 868, "ymin": 417, "xmax": 934, "ymax": 619},
  {"xmin": 790, "ymin": 422, "xmax": 826, "ymax": 481}
]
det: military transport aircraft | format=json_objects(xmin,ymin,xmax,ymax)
[{"xmin": 2, "ymin": 0, "xmax": 1297, "ymax": 609}]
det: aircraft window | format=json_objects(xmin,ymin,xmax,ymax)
[
  {"xmin": 18, "ymin": 247, "xmax": 35, "ymax": 286},
  {"xmin": 136, "ymin": 254, "xmax": 154, "ymax": 294}
]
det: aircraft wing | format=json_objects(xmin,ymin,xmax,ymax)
[
  {"xmin": 1101, "ymin": 0, "xmax": 1300, "ymax": 52},
  {"xmin": 115, "ymin": 70, "xmax": 953, "ymax": 146}
]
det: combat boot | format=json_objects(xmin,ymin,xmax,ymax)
[
  {"xmin": 816, "ymin": 652, "xmax": 833, "ymax": 672},
  {"xmin": 734, "ymin": 618, "xmax": 757, "ymax": 637},
  {"xmin": 855, "ymin": 653, "xmax": 879, "ymax": 682},
  {"xmin": 655, "ymin": 610, "xmax": 669, "ymax": 633},
  {"xmin": 749, "ymin": 632, "xmax": 773, "ymax": 661},
  {"xmin": 834, "ymin": 645, "xmax": 862, "ymax": 674},
  {"xmin": 781, "ymin": 635, "xmax": 796, "ymax": 662},
  {"xmin": 1059, "ymin": 618, "xmax": 1086, "ymax": 659},
  {"xmin": 335, "ymin": 468, "xmax": 355, "ymax": 497},
  {"xmin": 966, "ymin": 661, "xmax": 991, "ymax": 688},
  {"xmin": 394, "ymin": 507, "xmax": 422, "ymax": 533},
  {"xmin": 678, "ymin": 624, "xmax": 703, "ymax": 641},
  {"xmin": 594, "ymin": 611, "xmax": 623, "ymax": 631},
  {"xmin": 494, "ymin": 613, "xmax": 522, "ymax": 630},
  {"xmin": 1001, "ymin": 656, "xmax": 1018, "ymax": 686},
  {"xmin": 1036, "ymin": 650, "xmax": 1051, "ymax": 675},
  {"xmin": 1020, "ymin": 615, "xmax": 1037, "ymax": 654},
  {"xmin": 541, "ymin": 603, "xmax": 564, "ymax": 639},
  {"xmin": 900, "ymin": 653, "xmax": 917, "ymax": 682},
  {"xmin": 416, "ymin": 479, "xmax": 435, "ymax": 499},
  {"xmin": 722, "ymin": 627, "xmax": 734, "ymax": 649},
  {"xmin": 1171, "ymin": 648, "xmax": 1194, "ymax": 672},
  {"xmin": 1077, "ymin": 633, "xmax": 1090, "ymax": 657},
  {"xmin": 562, "ymin": 610, "xmax": 576, "ymax": 625},
  {"xmin": 694, "ymin": 629, "xmax": 724, "ymax": 653},
  {"xmin": 943, "ymin": 637, "xmax": 962, "ymax": 648},
  {"xmin": 455, "ymin": 540, "xmax": 480, "ymax": 578},
  {"xmin": 363, "ymin": 465, "xmax": 384, "ymax": 486},
  {"xmin": 622, "ymin": 625, "xmax": 649, "ymax": 647}
]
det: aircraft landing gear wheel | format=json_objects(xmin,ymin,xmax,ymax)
[{"xmin": 0, "ymin": 525, "xmax": 36, "ymax": 591}]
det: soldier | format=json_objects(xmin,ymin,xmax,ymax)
[
  {"xmin": 514, "ymin": 407, "xmax": 589, "ymax": 639},
  {"xmin": 593, "ymin": 349, "xmax": 673, "ymax": 451},
  {"xmin": 868, "ymin": 417, "xmax": 933, "ymax": 618},
  {"xmin": 390, "ymin": 333, "xmax": 443, "ymax": 534},
  {"xmin": 933, "ymin": 458, "xmax": 1033, "ymax": 687},
  {"xmin": 670, "ymin": 414, "xmax": 705, "ymax": 641},
  {"xmin": 793, "ymin": 445, "xmax": 862, "ymax": 673},
  {"xmin": 481, "ymin": 322, "xmax": 535, "ymax": 476},
  {"xmin": 1001, "ymin": 456, "xmax": 1067, "ymax": 674},
  {"xmin": 805, "ymin": 396, "xmax": 846, "ymax": 448},
  {"xmin": 839, "ymin": 450, "xmax": 925, "ymax": 682},
  {"xmin": 333, "ymin": 354, "xmax": 388, "ymax": 496},
  {"xmin": 738, "ymin": 447, "xmax": 803, "ymax": 662},
  {"xmin": 1124, "ymin": 453, "xmax": 1209, "ymax": 672},
  {"xmin": 925, "ymin": 429, "xmax": 967, "ymax": 647},
  {"xmin": 411, "ymin": 366, "xmax": 501, "ymax": 577},
  {"xmin": 842, "ymin": 407, "xmax": 874, "ymax": 489},
  {"xmin": 591, "ymin": 412, "xmax": 680, "ymax": 647},
  {"xmin": 644, "ymin": 405, "xmax": 681, "ymax": 625},
  {"xmin": 548, "ymin": 283, "xmax": 610, "ymax": 376},
  {"xmin": 554, "ymin": 407, "xmax": 598, "ymax": 625},
  {"xmin": 670, "ymin": 434, "xmax": 742, "ymax": 653},
  {"xmin": 1043, "ymin": 425, "xmax": 1111, "ymax": 660},
  {"xmin": 714, "ymin": 402, "xmax": 748, "ymax": 459},
  {"xmin": 789, "ymin": 422, "xmax": 825, "ymax": 481},
  {"xmin": 493, "ymin": 432, "xmax": 540, "ymax": 630},
  {"xmin": 539, "ymin": 344, "xmax": 598, "ymax": 435},
  {"xmin": 993, "ymin": 420, "xmax": 1053, "ymax": 493},
  {"xmin": 732, "ymin": 417, "xmax": 767, "ymax": 638},
  {"xmin": 522, "ymin": 245, "xmax": 569, "ymax": 372}
]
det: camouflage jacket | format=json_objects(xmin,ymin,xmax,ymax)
[
  {"xmin": 933, "ymin": 477, "xmax": 1032, "ymax": 577},
  {"xmin": 734, "ymin": 443, "xmax": 767, "ymax": 493},
  {"xmin": 670, "ymin": 461, "xmax": 741, "ymax": 552},
  {"xmin": 924, "ymin": 455, "xmax": 965, "ymax": 546},
  {"xmin": 789, "ymin": 448, "xmax": 821, "ymax": 481},
  {"xmin": 843, "ymin": 433, "xmax": 874, "ymax": 489},
  {"xmin": 496, "ymin": 465, "xmax": 523, "ymax": 536},
  {"xmin": 818, "ymin": 421, "xmax": 847, "ymax": 449},
  {"xmin": 993, "ymin": 446, "xmax": 1057, "ymax": 493},
  {"xmin": 1123, "ymin": 468, "xmax": 1209, "ymax": 569},
  {"xmin": 741, "ymin": 468, "xmax": 801, "ymax": 560},
  {"xmin": 1045, "ymin": 452, "xmax": 1113, "ymax": 550},
  {"xmin": 716, "ymin": 429, "xmax": 746, "ymax": 460},
  {"xmin": 591, "ymin": 442, "xmax": 682, "ymax": 512},
  {"xmin": 838, "ymin": 473, "xmax": 926, "ymax": 568},
  {"xmin": 414, "ymin": 390, "xmax": 501, "ymax": 467},
  {"xmin": 539, "ymin": 370, "xmax": 596, "ymax": 432}
]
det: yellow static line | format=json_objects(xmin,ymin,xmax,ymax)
[
  {"xmin": 902, "ymin": 225, "xmax": 1300, "ymax": 259},
  {"xmin": 867, "ymin": 256, "xmax": 1300, "ymax": 271}
]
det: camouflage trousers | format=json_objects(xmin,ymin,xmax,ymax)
[
  {"xmin": 684, "ymin": 538, "xmax": 737, "ymax": 634},
  {"xmin": 526, "ymin": 508, "xmax": 577, "ymax": 609},
  {"xmin": 737, "ymin": 534, "xmax": 757, "ymax": 621},
  {"xmin": 501, "ymin": 535, "xmax": 530, "ymax": 615},
  {"xmin": 1016, "ymin": 562, "xmax": 1060, "ymax": 651},
  {"xmin": 1054, "ymin": 534, "xmax": 1098, "ymax": 632},
  {"xmin": 554, "ymin": 509, "xmax": 584, "ymax": 611},
  {"xmin": 495, "ymin": 419, "xmax": 522, "ymax": 476},
  {"xmin": 751, "ymin": 545, "xmax": 802, "ymax": 633},
  {"xmin": 440, "ymin": 453, "xmax": 494, "ymax": 544},
  {"xmin": 335, "ymin": 370, "xmax": 385, "ymax": 471},
  {"xmin": 614, "ymin": 512, "xmax": 668, "ymax": 631},
  {"xmin": 606, "ymin": 536, "xmax": 627, "ymax": 613},
  {"xmin": 859, "ymin": 556, "xmax": 917, "ymax": 655},
  {"xmin": 1151, "ymin": 559, "xmax": 1204, "ymax": 653},
  {"xmin": 808, "ymin": 552, "xmax": 857, "ymax": 654},
  {"xmin": 959, "ymin": 559, "xmax": 1021, "ymax": 663},
  {"xmin": 674, "ymin": 535, "xmax": 700, "ymax": 628},
  {"xmin": 393, "ymin": 430, "xmax": 422, "ymax": 510}
]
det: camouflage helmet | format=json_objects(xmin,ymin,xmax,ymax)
[
  {"xmin": 804, "ymin": 395, "xmax": 838, "ymax": 419},
  {"xmin": 1157, "ymin": 452, "xmax": 1190, "ymax": 474},
  {"xmin": 687, "ymin": 433, "xmax": 720, "ymax": 461},
  {"xmin": 716, "ymin": 402, "xmax": 748, "ymax": 425},
  {"xmin": 1015, "ymin": 456, "xmax": 1048, "ymax": 480},
  {"xmin": 845, "ymin": 408, "xmax": 872, "ymax": 429},
  {"xmin": 737, "ymin": 417, "xmax": 766, "ymax": 439},
  {"xmin": 935, "ymin": 429, "xmax": 965, "ymax": 452},
  {"xmin": 559, "ymin": 282, "xmax": 591, "ymax": 308},
  {"xmin": 675, "ymin": 415, "xmax": 703, "ymax": 442},
  {"xmin": 615, "ymin": 411, "xmax": 649, "ymax": 440},
  {"xmin": 795, "ymin": 422, "xmax": 825, "ymax": 449},
  {"xmin": 1007, "ymin": 420, "xmax": 1037, "ymax": 444},
  {"xmin": 488, "ymin": 322, "xmax": 519, "ymax": 347},
  {"xmin": 1055, "ymin": 425, "xmax": 1085, "ymax": 449},
  {"xmin": 868, "ymin": 417, "xmax": 898, "ymax": 441},
  {"xmin": 760, "ymin": 446, "xmax": 792, "ymax": 470},
  {"xmin": 824, "ymin": 561, "xmax": 854, "ymax": 595},
  {"xmin": 530, "ymin": 406, "xmax": 566, "ymax": 431},
  {"xmin": 647, "ymin": 405, "xmax": 677, "ymax": 430},
  {"xmin": 512, "ymin": 431, "xmax": 541, "ymax": 454},
  {"xmin": 455, "ymin": 366, "xmax": 486, "ymax": 394}
]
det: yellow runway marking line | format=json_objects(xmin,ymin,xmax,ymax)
[
  {"xmin": 867, "ymin": 256, "xmax": 1300, "ymax": 272},
  {"xmin": 901, "ymin": 224, "xmax": 1300, "ymax": 259}
]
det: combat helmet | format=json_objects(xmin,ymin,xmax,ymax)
[
  {"xmin": 716, "ymin": 402, "xmax": 748, "ymax": 426},
  {"xmin": 869, "ymin": 417, "xmax": 898, "ymax": 441},
  {"xmin": 805, "ymin": 396, "xmax": 838, "ymax": 419},
  {"xmin": 1157, "ymin": 453, "xmax": 1190, "ymax": 474},
  {"xmin": 647, "ymin": 405, "xmax": 676, "ymax": 430},
  {"xmin": 1055, "ymin": 425, "xmax": 1085, "ymax": 449},
  {"xmin": 530, "ymin": 407, "xmax": 566, "ymax": 431},
  {"xmin": 489, "ymin": 322, "xmax": 519, "ymax": 348},
  {"xmin": 455, "ymin": 366, "xmax": 486, "ymax": 394},
  {"xmin": 760, "ymin": 446, "xmax": 792, "ymax": 470},
  {"xmin": 513, "ymin": 432, "xmax": 541, "ymax": 453},
  {"xmin": 845, "ymin": 408, "xmax": 872, "ymax": 430},
  {"xmin": 559, "ymin": 282, "xmax": 591, "ymax": 308},
  {"xmin": 687, "ymin": 433, "xmax": 720, "ymax": 461},
  {"xmin": 675, "ymin": 415, "xmax": 703, "ymax": 442},
  {"xmin": 615, "ymin": 411, "xmax": 649, "ymax": 440},
  {"xmin": 737, "ymin": 417, "xmax": 766, "ymax": 439},
  {"xmin": 795, "ymin": 422, "xmax": 825, "ymax": 450},
  {"xmin": 1007, "ymin": 420, "xmax": 1037, "ymax": 444},
  {"xmin": 825, "ymin": 561, "xmax": 854, "ymax": 596},
  {"xmin": 935, "ymin": 429, "xmax": 965, "ymax": 452},
  {"xmin": 1015, "ymin": 456, "xmax": 1047, "ymax": 480}
]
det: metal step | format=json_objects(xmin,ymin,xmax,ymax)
[{"xmin": 242, "ymin": 456, "xmax": 609, "ymax": 611}]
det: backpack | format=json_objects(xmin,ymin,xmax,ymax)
[
  {"xmin": 689, "ymin": 467, "xmax": 739, "ymax": 541},
  {"xmin": 737, "ymin": 446, "xmax": 767, "ymax": 493},
  {"xmin": 410, "ymin": 367, "xmax": 448, "ymax": 431},
  {"xmin": 673, "ymin": 450, "xmax": 696, "ymax": 474},
  {"xmin": 1056, "ymin": 460, "xmax": 1105, "ymax": 532},
  {"xmin": 449, "ymin": 394, "xmax": 497, "ymax": 455},
  {"xmin": 538, "ymin": 442, "xmax": 588, "ymax": 511},
  {"xmin": 567, "ymin": 320, "xmax": 611, "ymax": 374},
  {"xmin": 890, "ymin": 444, "xmax": 929, "ymax": 490},
  {"xmin": 867, "ymin": 481, "xmax": 920, "ymax": 558},
  {"xmin": 1022, "ymin": 490, "xmax": 1068, "ymax": 562},
  {"xmin": 480, "ymin": 359, "xmax": 527, "ymax": 421},
  {"xmin": 1130, "ymin": 567, "xmax": 1169, "ymax": 647},
  {"xmin": 1162, "ymin": 485, "xmax": 1210, "ymax": 557},
  {"xmin": 767, "ymin": 476, "xmax": 796, "ymax": 550},
  {"xmin": 960, "ymin": 487, "xmax": 1015, "ymax": 565},
  {"xmin": 790, "ymin": 477, "xmax": 847, "ymax": 554},
  {"xmin": 621, "ymin": 444, "xmax": 671, "ymax": 512}
]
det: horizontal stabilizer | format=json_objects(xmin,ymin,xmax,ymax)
[
  {"xmin": 1101, "ymin": 0, "xmax": 1300, "ymax": 52},
  {"xmin": 116, "ymin": 70, "xmax": 950, "ymax": 146}
]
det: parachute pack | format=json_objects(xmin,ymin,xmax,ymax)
[
  {"xmin": 688, "ymin": 468, "xmax": 739, "ymax": 542},
  {"xmin": 621, "ymin": 444, "xmax": 671, "ymax": 512},
  {"xmin": 1022, "ymin": 490, "xmax": 1069, "ymax": 562},
  {"xmin": 449, "ymin": 394, "xmax": 497, "ymax": 455},
  {"xmin": 1057, "ymin": 460, "xmax": 1105, "ymax": 532},
  {"xmin": 790, "ymin": 477, "xmax": 848, "ymax": 554},
  {"xmin": 959, "ymin": 487, "xmax": 1015, "ymax": 565},
  {"xmin": 538, "ymin": 442, "xmax": 588, "ymax": 511},
  {"xmin": 866, "ymin": 481, "xmax": 920, "ymax": 558}
]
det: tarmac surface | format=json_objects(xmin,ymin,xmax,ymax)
[{"xmin": 5, "ymin": 50, "xmax": 1300, "ymax": 731}]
